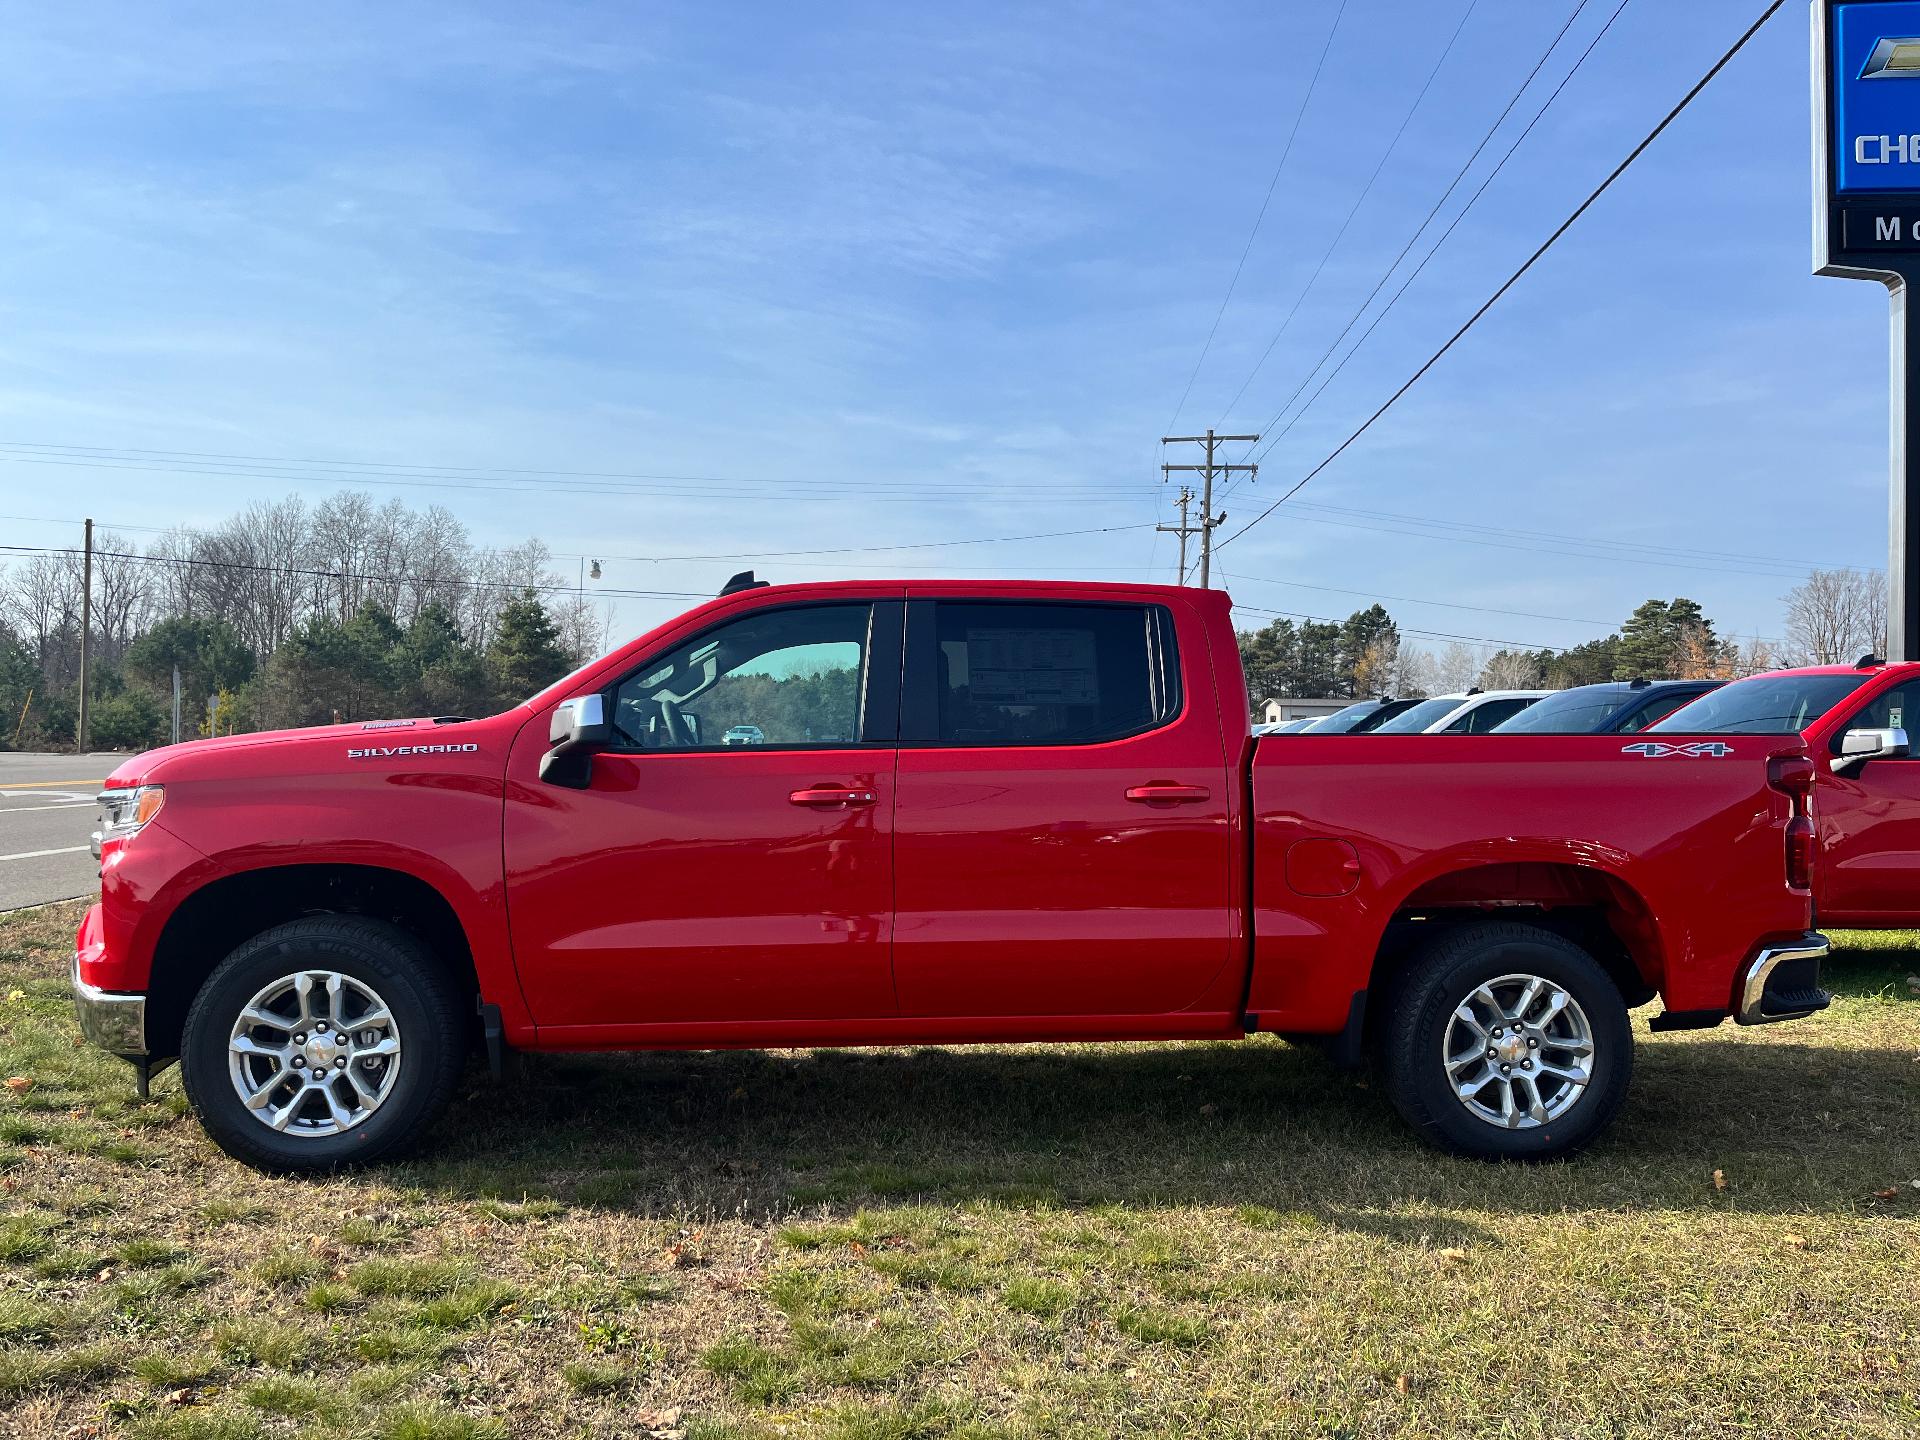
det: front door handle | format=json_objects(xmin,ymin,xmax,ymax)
[
  {"xmin": 789, "ymin": 786, "xmax": 877, "ymax": 808},
  {"xmin": 1124, "ymin": 782, "xmax": 1211, "ymax": 804}
]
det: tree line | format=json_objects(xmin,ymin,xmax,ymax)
[
  {"xmin": 1237, "ymin": 571, "xmax": 1886, "ymax": 711},
  {"xmin": 0, "ymin": 493, "xmax": 603, "ymax": 749}
]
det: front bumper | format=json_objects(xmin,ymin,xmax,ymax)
[
  {"xmin": 70, "ymin": 953, "xmax": 147, "ymax": 1057},
  {"xmin": 1734, "ymin": 932, "xmax": 1831, "ymax": 1025}
]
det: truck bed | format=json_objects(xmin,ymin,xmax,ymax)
[{"xmin": 1246, "ymin": 732, "xmax": 1815, "ymax": 1033}]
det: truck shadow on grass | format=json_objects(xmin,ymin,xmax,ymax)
[{"xmin": 406, "ymin": 982, "xmax": 1919, "ymax": 1233}]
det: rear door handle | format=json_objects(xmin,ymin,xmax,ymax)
[
  {"xmin": 789, "ymin": 787, "xmax": 877, "ymax": 807},
  {"xmin": 1124, "ymin": 783, "xmax": 1211, "ymax": 804}
]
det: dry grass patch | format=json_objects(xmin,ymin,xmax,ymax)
[{"xmin": 1, "ymin": 898, "xmax": 1918, "ymax": 1436}]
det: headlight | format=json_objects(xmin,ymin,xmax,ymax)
[{"xmin": 92, "ymin": 786, "xmax": 165, "ymax": 859}]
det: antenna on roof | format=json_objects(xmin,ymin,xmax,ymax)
[
  {"xmin": 1856, "ymin": 653, "xmax": 1885, "ymax": 668},
  {"xmin": 1629, "ymin": 676, "xmax": 1650, "ymax": 688},
  {"xmin": 719, "ymin": 570, "xmax": 771, "ymax": 597}
]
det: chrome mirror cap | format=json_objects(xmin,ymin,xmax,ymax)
[{"xmin": 1832, "ymin": 725, "xmax": 1909, "ymax": 773}]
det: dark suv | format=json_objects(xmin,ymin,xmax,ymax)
[{"xmin": 1490, "ymin": 679, "xmax": 1723, "ymax": 735}]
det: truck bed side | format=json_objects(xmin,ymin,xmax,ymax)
[{"xmin": 1247, "ymin": 734, "xmax": 1814, "ymax": 1033}]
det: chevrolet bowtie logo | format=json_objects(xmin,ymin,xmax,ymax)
[{"xmin": 1861, "ymin": 37, "xmax": 1920, "ymax": 79}]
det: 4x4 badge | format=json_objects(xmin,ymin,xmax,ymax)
[{"xmin": 1620, "ymin": 741, "xmax": 1735, "ymax": 758}]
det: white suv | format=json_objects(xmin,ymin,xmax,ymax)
[{"xmin": 1367, "ymin": 690, "xmax": 1551, "ymax": 734}]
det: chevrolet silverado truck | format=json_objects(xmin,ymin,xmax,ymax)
[
  {"xmin": 1648, "ymin": 655, "xmax": 1920, "ymax": 927},
  {"xmin": 73, "ymin": 577, "xmax": 1830, "ymax": 1172}
]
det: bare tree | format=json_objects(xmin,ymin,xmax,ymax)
[
  {"xmin": 464, "ymin": 538, "xmax": 561, "ymax": 650},
  {"xmin": 1477, "ymin": 650, "xmax": 1541, "ymax": 691},
  {"xmin": 88, "ymin": 529, "xmax": 155, "ymax": 664},
  {"xmin": 1391, "ymin": 644, "xmax": 1436, "ymax": 698},
  {"xmin": 1, "ymin": 551, "xmax": 83, "ymax": 686},
  {"xmin": 1433, "ymin": 642, "xmax": 1479, "ymax": 693},
  {"xmin": 1350, "ymin": 635, "xmax": 1398, "ymax": 699},
  {"xmin": 1729, "ymin": 633, "xmax": 1779, "ymax": 677},
  {"xmin": 1783, "ymin": 568, "xmax": 1886, "ymax": 665}
]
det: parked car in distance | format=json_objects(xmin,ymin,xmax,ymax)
[
  {"xmin": 1490, "ymin": 679, "xmax": 1723, "ymax": 735},
  {"xmin": 1647, "ymin": 657, "xmax": 1920, "ymax": 928},
  {"xmin": 74, "ymin": 578, "xmax": 1827, "ymax": 1172},
  {"xmin": 1368, "ymin": 690, "xmax": 1551, "ymax": 734},
  {"xmin": 1299, "ymin": 697, "xmax": 1426, "ymax": 733},
  {"xmin": 721, "ymin": 724, "xmax": 765, "ymax": 746},
  {"xmin": 1253, "ymin": 718, "xmax": 1318, "ymax": 735}
]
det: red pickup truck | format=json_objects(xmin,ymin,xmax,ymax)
[
  {"xmin": 73, "ymin": 578, "xmax": 1828, "ymax": 1172},
  {"xmin": 1647, "ymin": 656, "xmax": 1920, "ymax": 927}
]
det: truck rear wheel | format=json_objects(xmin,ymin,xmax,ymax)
[
  {"xmin": 179, "ymin": 917, "xmax": 467, "ymax": 1173},
  {"xmin": 1380, "ymin": 921, "xmax": 1632, "ymax": 1161}
]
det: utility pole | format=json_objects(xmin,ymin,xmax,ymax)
[
  {"xmin": 76, "ymin": 517, "xmax": 93, "ymax": 753},
  {"xmin": 1160, "ymin": 430, "xmax": 1257, "ymax": 586},
  {"xmin": 1156, "ymin": 486, "xmax": 1198, "ymax": 584}
]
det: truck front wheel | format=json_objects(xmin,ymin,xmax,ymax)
[
  {"xmin": 1381, "ymin": 921, "xmax": 1633, "ymax": 1161},
  {"xmin": 179, "ymin": 917, "xmax": 468, "ymax": 1173}
]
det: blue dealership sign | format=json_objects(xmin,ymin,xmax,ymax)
[
  {"xmin": 1833, "ymin": 2, "xmax": 1920, "ymax": 193},
  {"xmin": 1817, "ymin": 0, "xmax": 1920, "ymax": 269}
]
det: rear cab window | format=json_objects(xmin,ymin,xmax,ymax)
[{"xmin": 905, "ymin": 600, "xmax": 1180, "ymax": 745}]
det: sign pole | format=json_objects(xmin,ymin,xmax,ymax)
[{"xmin": 1889, "ymin": 269, "xmax": 1920, "ymax": 654}]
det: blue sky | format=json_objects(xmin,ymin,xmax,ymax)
[{"xmin": 0, "ymin": 1, "xmax": 1892, "ymax": 656}]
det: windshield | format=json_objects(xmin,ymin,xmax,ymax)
[
  {"xmin": 1305, "ymin": 701, "xmax": 1381, "ymax": 733},
  {"xmin": 1491, "ymin": 688, "xmax": 1627, "ymax": 734},
  {"xmin": 1370, "ymin": 697, "xmax": 1461, "ymax": 734},
  {"xmin": 1646, "ymin": 673, "xmax": 1868, "ymax": 735}
]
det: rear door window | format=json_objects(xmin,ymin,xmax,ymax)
[{"xmin": 906, "ymin": 601, "xmax": 1179, "ymax": 746}]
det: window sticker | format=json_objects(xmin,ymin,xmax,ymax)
[{"xmin": 964, "ymin": 627, "xmax": 1099, "ymax": 706}]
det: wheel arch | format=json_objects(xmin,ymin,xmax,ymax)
[
  {"xmin": 145, "ymin": 863, "xmax": 481, "ymax": 1058},
  {"xmin": 1366, "ymin": 861, "xmax": 1664, "ymax": 1025}
]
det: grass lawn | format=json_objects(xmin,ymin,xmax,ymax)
[{"xmin": 1, "ymin": 899, "xmax": 1916, "ymax": 1439}]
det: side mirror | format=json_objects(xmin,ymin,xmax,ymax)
[
  {"xmin": 540, "ymin": 695, "xmax": 612, "ymax": 788},
  {"xmin": 1832, "ymin": 725, "xmax": 1909, "ymax": 774}
]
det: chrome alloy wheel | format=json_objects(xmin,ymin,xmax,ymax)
[
  {"xmin": 1441, "ymin": 973, "xmax": 1594, "ymax": 1130},
  {"xmin": 227, "ymin": 970, "xmax": 402, "ymax": 1137}
]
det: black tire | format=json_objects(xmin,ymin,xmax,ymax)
[
  {"xmin": 180, "ymin": 916, "xmax": 468, "ymax": 1173},
  {"xmin": 1380, "ymin": 921, "xmax": 1632, "ymax": 1161}
]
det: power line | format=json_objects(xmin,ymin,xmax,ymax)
[
  {"xmin": 1215, "ymin": 0, "xmax": 1596, "ymax": 500},
  {"xmin": 1219, "ymin": 568, "xmax": 1790, "ymax": 644},
  {"xmin": 0, "ymin": 511, "xmax": 1159, "ymax": 567},
  {"xmin": 1286, "ymin": 499, "xmax": 1870, "ymax": 575},
  {"xmin": 0, "ymin": 543, "xmax": 710, "ymax": 604},
  {"xmin": 1220, "ymin": 0, "xmax": 1787, "ymax": 551},
  {"xmin": 1218, "ymin": 569, "xmax": 1618, "ymax": 629},
  {"xmin": 1238, "ymin": 0, "xmax": 1631, "ymax": 478},
  {"xmin": 1276, "ymin": 509, "xmax": 1824, "ymax": 581},
  {"xmin": 1162, "ymin": 0, "xmax": 1351, "ymax": 434},
  {"xmin": 0, "ymin": 440, "xmax": 1124, "ymax": 495},
  {"xmin": 0, "ymin": 450, "xmax": 1149, "ymax": 506},
  {"xmin": 604, "ymin": 521, "xmax": 1157, "ymax": 564},
  {"xmin": 1210, "ymin": 0, "xmax": 1480, "ymax": 428},
  {"xmin": 1229, "ymin": 601, "xmax": 1556, "ymax": 652}
]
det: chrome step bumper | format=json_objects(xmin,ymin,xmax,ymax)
[{"xmin": 1735, "ymin": 934, "xmax": 1832, "ymax": 1025}]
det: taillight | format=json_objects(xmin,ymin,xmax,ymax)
[
  {"xmin": 1785, "ymin": 815, "xmax": 1814, "ymax": 890},
  {"xmin": 1767, "ymin": 754, "xmax": 1816, "ymax": 800},
  {"xmin": 1768, "ymin": 753, "xmax": 1816, "ymax": 892}
]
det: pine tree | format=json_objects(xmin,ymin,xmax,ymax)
[{"xmin": 487, "ymin": 592, "xmax": 571, "ymax": 703}]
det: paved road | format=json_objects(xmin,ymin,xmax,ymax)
[{"xmin": 0, "ymin": 753, "xmax": 122, "ymax": 912}]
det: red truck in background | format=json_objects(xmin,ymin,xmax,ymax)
[
  {"xmin": 73, "ymin": 578, "xmax": 1829, "ymax": 1173},
  {"xmin": 1647, "ymin": 656, "xmax": 1920, "ymax": 927}
]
